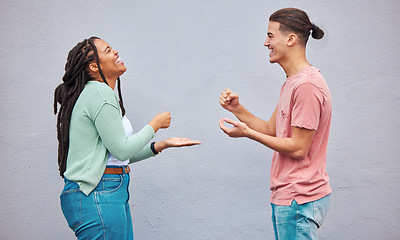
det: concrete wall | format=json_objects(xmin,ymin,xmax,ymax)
[{"xmin": 1, "ymin": 0, "xmax": 399, "ymax": 239}]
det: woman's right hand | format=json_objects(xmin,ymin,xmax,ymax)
[
  {"xmin": 154, "ymin": 138, "xmax": 201, "ymax": 152},
  {"xmin": 148, "ymin": 112, "xmax": 171, "ymax": 132}
]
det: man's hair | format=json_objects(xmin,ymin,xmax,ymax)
[
  {"xmin": 54, "ymin": 37, "xmax": 126, "ymax": 177},
  {"xmin": 269, "ymin": 8, "xmax": 324, "ymax": 46}
]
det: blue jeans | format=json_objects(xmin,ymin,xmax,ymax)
[
  {"xmin": 271, "ymin": 194, "xmax": 331, "ymax": 240},
  {"xmin": 60, "ymin": 167, "xmax": 133, "ymax": 240}
]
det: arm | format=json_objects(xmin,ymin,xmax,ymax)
[
  {"xmin": 219, "ymin": 118, "xmax": 315, "ymax": 160},
  {"xmin": 220, "ymin": 89, "xmax": 276, "ymax": 136},
  {"xmin": 128, "ymin": 137, "xmax": 201, "ymax": 164},
  {"xmin": 94, "ymin": 103, "xmax": 156, "ymax": 160}
]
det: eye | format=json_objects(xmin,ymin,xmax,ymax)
[{"xmin": 105, "ymin": 46, "xmax": 112, "ymax": 53}]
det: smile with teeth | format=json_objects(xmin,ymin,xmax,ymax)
[{"xmin": 115, "ymin": 56, "xmax": 124, "ymax": 64}]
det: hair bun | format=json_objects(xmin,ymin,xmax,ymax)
[{"xmin": 311, "ymin": 24, "xmax": 324, "ymax": 40}]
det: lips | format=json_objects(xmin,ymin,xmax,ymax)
[
  {"xmin": 268, "ymin": 48, "xmax": 274, "ymax": 57},
  {"xmin": 115, "ymin": 56, "xmax": 124, "ymax": 65}
]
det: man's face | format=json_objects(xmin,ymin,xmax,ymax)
[{"xmin": 264, "ymin": 21, "xmax": 289, "ymax": 64}]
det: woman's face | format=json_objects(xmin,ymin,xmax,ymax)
[{"xmin": 93, "ymin": 39, "xmax": 127, "ymax": 80}]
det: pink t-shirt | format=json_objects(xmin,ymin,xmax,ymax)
[{"xmin": 270, "ymin": 66, "xmax": 332, "ymax": 205}]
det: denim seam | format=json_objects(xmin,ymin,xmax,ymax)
[
  {"xmin": 295, "ymin": 200, "xmax": 301, "ymax": 240},
  {"xmin": 313, "ymin": 201, "xmax": 322, "ymax": 228},
  {"xmin": 61, "ymin": 188, "xmax": 81, "ymax": 194},
  {"xmin": 96, "ymin": 175, "xmax": 124, "ymax": 195},
  {"xmin": 94, "ymin": 193, "xmax": 106, "ymax": 240},
  {"xmin": 77, "ymin": 192, "xmax": 83, "ymax": 231}
]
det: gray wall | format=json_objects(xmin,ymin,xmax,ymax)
[{"xmin": 1, "ymin": 0, "xmax": 399, "ymax": 239}]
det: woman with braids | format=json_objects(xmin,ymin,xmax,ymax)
[
  {"xmin": 54, "ymin": 36, "xmax": 200, "ymax": 239},
  {"xmin": 219, "ymin": 8, "xmax": 331, "ymax": 239}
]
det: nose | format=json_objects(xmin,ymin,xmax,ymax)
[
  {"xmin": 264, "ymin": 39, "xmax": 269, "ymax": 47},
  {"xmin": 113, "ymin": 49, "xmax": 119, "ymax": 55}
]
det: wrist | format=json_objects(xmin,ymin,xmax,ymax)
[
  {"xmin": 230, "ymin": 104, "xmax": 245, "ymax": 115},
  {"xmin": 148, "ymin": 121, "xmax": 161, "ymax": 133},
  {"xmin": 153, "ymin": 141, "xmax": 167, "ymax": 153},
  {"xmin": 247, "ymin": 128, "xmax": 258, "ymax": 140}
]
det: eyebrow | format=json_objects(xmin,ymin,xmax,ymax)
[{"xmin": 104, "ymin": 46, "xmax": 111, "ymax": 52}]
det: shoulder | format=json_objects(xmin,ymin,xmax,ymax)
[
  {"xmin": 305, "ymin": 67, "xmax": 328, "ymax": 87},
  {"xmin": 293, "ymin": 68, "xmax": 331, "ymax": 107},
  {"xmin": 73, "ymin": 81, "xmax": 120, "ymax": 118},
  {"xmin": 82, "ymin": 81, "xmax": 119, "ymax": 105},
  {"xmin": 291, "ymin": 67, "xmax": 328, "ymax": 92}
]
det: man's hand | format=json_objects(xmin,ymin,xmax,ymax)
[
  {"xmin": 219, "ymin": 118, "xmax": 251, "ymax": 138},
  {"xmin": 219, "ymin": 89, "xmax": 240, "ymax": 113}
]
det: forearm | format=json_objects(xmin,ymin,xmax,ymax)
[
  {"xmin": 95, "ymin": 104, "xmax": 156, "ymax": 160},
  {"xmin": 247, "ymin": 129, "xmax": 307, "ymax": 160},
  {"xmin": 108, "ymin": 125, "xmax": 155, "ymax": 160},
  {"xmin": 232, "ymin": 104, "xmax": 275, "ymax": 136},
  {"xmin": 129, "ymin": 143, "xmax": 156, "ymax": 164},
  {"xmin": 154, "ymin": 141, "xmax": 167, "ymax": 152}
]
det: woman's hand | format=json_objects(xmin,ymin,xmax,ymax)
[
  {"xmin": 148, "ymin": 112, "xmax": 171, "ymax": 132},
  {"xmin": 154, "ymin": 138, "xmax": 201, "ymax": 152}
]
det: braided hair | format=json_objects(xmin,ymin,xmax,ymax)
[
  {"xmin": 54, "ymin": 37, "xmax": 126, "ymax": 177},
  {"xmin": 269, "ymin": 8, "xmax": 324, "ymax": 46}
]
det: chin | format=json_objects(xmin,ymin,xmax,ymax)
[{"xmin": 120, "ymin": 66, "xmax": 127, "ymax": 74}]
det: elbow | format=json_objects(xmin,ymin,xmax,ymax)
[
  {"xmin": 291, "ymin": 149, "xmax": 308, "ymax": 160},
  {"xmin": 112, "ymin": 152, "xmax": 131, "ymax": 162},
  {"xmin": 110, "ymin": 146, "xmax": 138, "ymax": 161}
]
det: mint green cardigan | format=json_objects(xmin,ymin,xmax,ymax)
[{"xmin": 64, "ymin": 81, "xmax": 156, "ymax": 195}]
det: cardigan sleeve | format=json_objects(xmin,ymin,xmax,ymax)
[
  {"xmin": 94, "ymin": 102, "xmax": 156, "ymax": 161},
  {"xmin": 128, "ymin": 142, "xmax": 157, "ymax": 164}
]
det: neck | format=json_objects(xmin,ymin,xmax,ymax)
[
  {"xmin": 279, "ymin": 47, "xmax": 311, "ymax": 78},
  {"xmin": 92, "ymin": 75, "xmax": 117, "ymax": 90}
]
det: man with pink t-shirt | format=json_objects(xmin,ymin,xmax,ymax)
[{"xmin": 219, "ymin": 8, "xmax": 332, "ymax": 239}]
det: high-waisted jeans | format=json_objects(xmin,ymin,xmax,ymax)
[{"xmin": 60, "ymin": 167, "xmax": 133, "ymax": 240}]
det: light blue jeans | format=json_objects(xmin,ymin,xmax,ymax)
[
  {"xmin": 60, "ymin": 167, "xmax": 133, "ymax": 240},
  {"xmin": 271, "ymin": 194, "xmax": 331, "ymax": 240}
]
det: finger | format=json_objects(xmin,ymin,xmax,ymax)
[
  {"xmin": 227, "ymin": 92, "xmax": 238, "ymax": 101},
  {"xmin": 179, "ymin": 139, "xmax": 201, "ymax": 146},
  {"xmin": 220, "ymin": 91, "xmax": 227, "ymax": 99},
  {"xmin": 222, "ymin": 89, "xmax": 233, "ymax": 99},
  {"xmin": 219, "ymin": 118, "xmax": 225, "ymax": 128},
  {"xmin": 219, "ymin": 119, "xmax": 230, "ymax": 133},
  {"xmin": 179, "ymin": 138, "xmax": 189, "ymax": 141},
  {"xmin": 219, "ymin": 97, "xmax": 227, "ymax": 105},
  {"xmin": 185, "ymin": 140, "xmax": 201, "ymax": 145},
  {"xmin": 220, "ymin": 92, "xmax": 230, "ymax": 103},
  {"xmin": 223, "ymin": 118, "xmax": 238, "ymax": 126}
]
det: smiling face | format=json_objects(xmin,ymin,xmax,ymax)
[
  {"xmin": 93, "ymin": 38, "xmax": 127, "ymax": 81},
  {"xmin": 264, "ymin": 21, "xmax": 290, "ymax": 64}
]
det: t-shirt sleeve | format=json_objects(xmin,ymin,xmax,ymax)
[{"xmin": 291, "ymin": 82, "xmax": 323, "ymax": 130}]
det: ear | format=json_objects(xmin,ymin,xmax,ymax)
[
  {"xmin": 287, "ymin": 34, "xmax": 298, "ymax": 46},
  {"xmin": 89, "ymin": 63, "xmax": 98, "ymax": 73}
]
